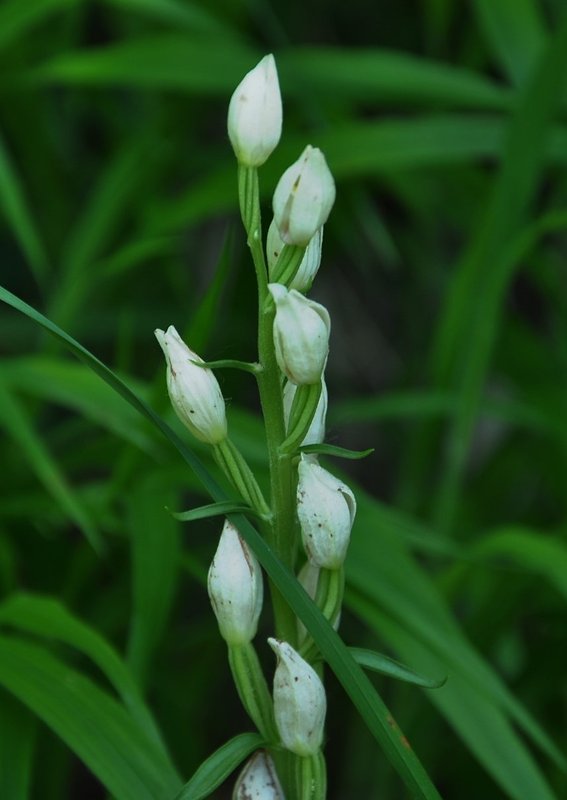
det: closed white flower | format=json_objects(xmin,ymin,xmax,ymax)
[
  {"xmin": 267, "ymin": 218, "xmax": 323, "ymax": 292},
  {"xmin": 233, "ymin": 751, "xmax": 285, "ymax": 800},
  {"xmin": 228, "ymin": 54, "xmax": 282, "ymax": 167},
  {"xmin": 268, "ymin": 284, "xmax": 330, "ymax": 385},
  {"xmin": 208, "ymin": 521, "xmax": 263, "ymax": 645},
  {"xmin": 296, "ymin": 456, "xmax": 356, "ymax": 569},
  {"xmin": 155, "ymin": 326, "xmax": 227, "ymax": 444},
  {"xmin": 268, "ymin": 638, "xmax": 326, "ymax": 756},
  {"xmin": 272, "ymin": 146, "xmax": 335, "ymax": 246}
]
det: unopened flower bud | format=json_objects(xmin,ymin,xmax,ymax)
[
  {"xmin": 208, "ymin": 520, "xmax": 263, "ymax": 645},
  {"xmin": 233, "ymin": 751, "xmax": 285, "ymax": 800},
  {"xmin": 268, "ymin": 284, "xmax": 330, "ymax": 385},
  {"xmin": 272, "ymin": 146, "xmax": 335, "ymax": 246},
  {"xmin": 267, "ymin": 219, "xmax": 323, "ymax": 292},
  {"xmin": 228, "ymin": 54, "xmax": 282, "ymax": 167},
  {"xmin": 283, "ymin": 378, "xmax": 328, "ymax": 446},
  {"xmin": 268, "ymin": 638, "xmax": 326, "ymax": 756},
  {"xmin": 297, "ymin": 456, "xmax": 356, "ymax": 569},
  {"xmin": 155, "ymin": 326, "xmax": 227, "ymax": 444}
]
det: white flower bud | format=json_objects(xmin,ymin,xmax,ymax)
[
  {"xmin": 267, "ymin": 218, "xmax": 323, "ymax": 292},
  {"xmin": 283, "ymin": 378, "xmax": 328, "ymax": 446},
  {"xmin": 155, "ymin": 326, "xmax": 227, "ymax": 444},
  {"xmin": 228, "ymin": 54, "xmax": 282, "ymax": 167},
  {"xmin": 233, "ymin": 751, "xmax": 285, "ymax": 800},
  {"xmin": 208, "ymin": 520, "xmax": 263, "ymax": 645},
  {"xmin": 272, "ymin": 146, "xmax": 335, "ymax": 246},
  {"xmin": 268, "ymin": 284, "xmax": 330, "ymax": 385},
  {"xmin": 268, "ymin": 638, "xmax": 326, "ymax": 756},
  {"xmin": 297, "ymin": 456, "xmax": 356, "ymax": 569}
]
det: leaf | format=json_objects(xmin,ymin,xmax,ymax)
[
  {"xmin": 300, "ymin": 443, "xmax": 374, "ymax": 460},
  {"xmin": 0, "ymin": 0, "xmax": 77, "ymax": 52},
  {"xmin": 0, "ymin": 592, "xmax": 173, "ymax": 759},
  {"xmin": 126, "ymin": 474, "xmax": 181, "ymax": 687},
  {"xmin": 0, "ymin": 133, "xmax": 48, "ymax": 287},
  {"xmin": 170, "ymin": 501, "xmax": 257, "ymax": 523},
  {"xmin": 349, "ymin": 647, "xmax": 446, "ymax": 689},
  {"xmin": 472, "ymin": 0, "xmax": 546, "ymax": 84},
  {"xmin": 1, "ymin": 356, "xmax": 157, "ymax": 453},
  {"xmin": 349, "ymin": 592, "xmax": 559, "ymax": 800},
  {"xmin": 468, "ymin": 527, "xmax": 567, "ymax": 603},
  {"xmin": 0, "ymin": 635, "xmax": 182, "ymax": 800},
  {"xmin": 174, "ymin": 732, "xmax": 265, "ymax": 800},
  {"xmin": 103, "ymin": 0, "xmax": 230, "ymax": 35},
  {"xmin": 0, "ymin": 285, "xmax": 443, "ymax": 799},
  {"xmin": 0, "ymin": 690, "xmax": 36, "ymax": 800},
  {"xmin": 0, "ymin": 379, "xmax": 102, "ymax": 552},
  {"xmin": 430, "ymin": 15, "xmax": 567, "ymax": 532}
]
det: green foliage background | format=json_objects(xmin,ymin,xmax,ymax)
[{"xmin": 0, "ymin": 0, "xmax": 566, "ymax": 798}]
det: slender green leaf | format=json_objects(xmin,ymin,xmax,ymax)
[
  {"xmin": 0, "ymin": 286, "xmax": 443, "ymax": 799},
  {"xmin": 126, "ymin": 474, "xmax": 180, "ymax": 687},
  {"xmin": 0, "ymin": 635, "xmax": 182, "ymax": 800},
  {"xmin": 0, "ymin": 379, "xmax": 102, "ymax": 552},
  {"xmin": 349, "ymin": 592, "xmax": 558, "ymax": 800},
  {"xmin": 0, "ymin": 0, "xmax": 77, "ymax": 52},
  {"xmin": 0, "ymin": 133, "xmax": 48, "ymax": 286},
  {"xmin": 0, "ymin": 691, "xmax": 36, "ymax": 800},
  {"xmin": 103, "ymin": 0, "xmax": 230, "ymax": 34},
  {"xmin": 469, "ymin": 527, "xmax": 567, "ymax": 603},
  {"xmin": 0, "ymin": 592, "xmax": 173, "ymax": 759},
  {"xmin": 349, "ymin": 647, "xmax": 446, "ymax": 689},
  {"xmin": 300, "ymin": 443, "xmax": 374, "ymax": 460},
  {"xmin": 170, "ymin": 501, "xmax": 256, "ymax": 523},
  {"xmin": 473, "ymin": 0, "xmax": 546, "ymax": 84},
  {"xmin": 174, "ymin": 732, "xmax": 265, "ymax": 800}
]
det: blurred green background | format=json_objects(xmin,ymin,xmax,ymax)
[{"xmin": 0, "ymin": 0, "xmax": 566, "ymax": 798}]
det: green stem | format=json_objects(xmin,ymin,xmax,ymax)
[
  {"xmin": 294, "ymin": 752, "xmax": 327, "ymax": 800},
  {"xmin": 238, "ymin": 164, "xmax": 299, "ymax": 646},
  {"xmin": 212, "ymin": 438, "xmax": 270, "ymax": 518},
  {"xmin": 228, "ymin": 642, "xmax": 278, "ymax": 742}
]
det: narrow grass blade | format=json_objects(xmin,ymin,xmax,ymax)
[
  {"xmin": 0, "ymin": 0, "xmax": 77, "ymax": 52},
  {"xmin": 126, "ymin": 474, "xmax": 180, "ymax": 687},
  {"xmin": 0, "ymin": 379, "xmax": 102, "ymax": 552},
  {"xmin": 468, "ymin": 527, "xmax": 567, "ymax": 603},
  {"xmin": 0, "ymin": 134, "xmax": 49, "ymax": 287},
  {"xmin": 0, "ymin": 592, "xmax": 174, "ymax": 760},
  {"xmin": 0, "ymin": 635, "xmax": 182, "ymax": 800},
  {"xmin": 104, "ymin": 0, "xmax": 230, "ymax": 34},
  {"xmin": 174, "ymin": 732, "xmax": 265, "ymax": 800},
  {"xmin": 170, "ymin": 501, "xmax": 256, "ymax": 523},
  {"xmin": 472, "ymin": 0, "xmax": 546, "ymax": 84},
  {"xmin": 300, "ymin": 443, "xmax": 374, "ymax": 460},
  {"xmin": 0, "ymin": 691, "xmax": 36, "ymax": 800},
  {"xmin": 349, "ymin": 647, "xmax": 446, "ymax": 689},
  {"xmin": 349, "ymin": 592, "xmax": 559, "ymax": 800},
  {"xmin": 0, "ymin": 286, "xmax": 443, "ymax": 799}
]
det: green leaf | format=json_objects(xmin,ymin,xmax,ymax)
[
  {"xmin": 0, "ymin": 635, "xmax": 182, "ymax": 800},
  {"xmin": 103, "ymin": 0, "xmax": 230, "ymax": 34},
  {"xmin": 348, "ymin": 592, "xmax": 558, "ymax": 800},
  {"xmin": 430, "ymin": 14, "xmax": 567, "ymax": 533},
  {"xmin": 0, "ymin": 133, "xmax": 48, "ymax": 287},
  {"xmin": 468, "ymin": 527, "xmax": 567, "ymax": 603},
  {"xmin": 0, "ymin": 0, "xmax": 77, "ymax": 52},
  {"xmin": 170, "ymin": 501, "xmax": 257, "ymax": 523},
  {"xmin": 472, "ymin": 0, "xmax": 546, "ymax": 84},
  {"xmin": 300, "ymin": 443, "xmax": 375, "ymax": 460},
  {"xmin": 0, "ymin": 286, "xmax": 443, "ymax": 799},
  {"xmin": 0, "ymin": 592, "xmax": 173, "ymax": 760},
  {"xmin": 0, "ymin": 691, "xmax": 36, "ymax": 800},
  {"xmin": 174, "ymin": 732, "xmax": 266, "ymax": 800},
  {"xmin": 0, "ymin": 379, "xmax": 102, "ymax": 552},
  {"xmin": 349, "ymin": 647, "xmax": 446, "ymax": 689},
  {"xmin": 126, "ymin": 474, "xmax": 181, "ymax": 687}
]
